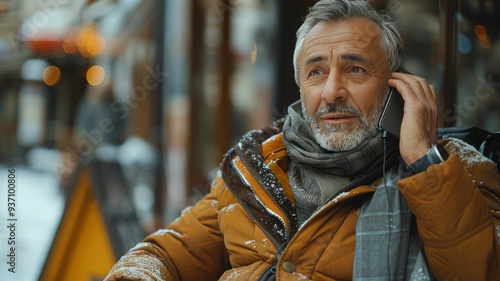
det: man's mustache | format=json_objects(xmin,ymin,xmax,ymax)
[{"xmin": 315, "ymin": 103, "xmax": 362, "ymax": 119}]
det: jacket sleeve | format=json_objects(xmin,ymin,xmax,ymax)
[
  {"xmin": 104, "ymin": 172, "xmax": 231, "ymax": 281},
  {"xmin": 397, "ymin": 138, "xmax": 500, "ymax": 281}
]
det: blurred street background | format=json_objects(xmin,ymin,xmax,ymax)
[{"xmin": 0, "ymin": 0, "xmax": 498, "ymax": 280}]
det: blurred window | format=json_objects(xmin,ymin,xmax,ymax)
[
  {"xmin": 386, "ymin": 1, "xmax": 440, "ymax": 86},
  {"xmin": 376, "ymin": 0, "xmax": 499, "ymax": 132},
  {"xmin": 455, "ymin": 0, "xmax": 500, "ymax": 131}
]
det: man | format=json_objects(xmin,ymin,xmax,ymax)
[{"xmin": 105, "ymin": 0, "xmax": 500, "ymax": 280}]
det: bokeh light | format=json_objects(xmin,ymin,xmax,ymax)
[
  {"xmin": 76, "ymin": 22, "xmax": 105, "ymax": 58},
  {"xmin": 474, "ymin": 25, "xmax": 488, "ymax": 40},
  {"xmin": 86, "ymin": 65, "xmax": 105, "ymax": 86},
  {"xmin": 42, "ymin": 66, "xmax": 61, "ymax": 87},
  {"xmin": 474, "ymin": 24, "xmax": 490, "ymax": 49},
  {"xmin": 87, "ymin": 35, "xmax": 106, "ymax": 56}
]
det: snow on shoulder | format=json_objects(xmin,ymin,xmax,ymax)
[
  {"xmin": 444, "ymin": 138, "xmax": 494, "ymax": 170},
  {"xmin": 150, "ymin": 228, "xmax": 183, "ymax": 238}
]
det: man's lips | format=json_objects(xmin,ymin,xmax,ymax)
[{"xmin": 320, "ymin": 113, "xmax": 357, "ymax": 125}]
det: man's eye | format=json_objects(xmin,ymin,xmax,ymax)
[
  {"xmin": 351, "ymin": 67, "xmax": 364, "ymax": 74},
  {"xmin": 310, "ymin": 69, "xmax": 323, "ymax": 76}
]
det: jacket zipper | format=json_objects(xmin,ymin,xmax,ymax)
[{"xmin": 258, "ymin": 241, "xmax": 289, "ymax": 281}]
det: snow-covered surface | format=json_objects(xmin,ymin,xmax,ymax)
[
  {"xmin": 220, "ymin": 266, "xmax": 246, "ymax": 280},
  {"xmin": 332, "ymin": 192, "xmax": 350, "ymax": 203},
  {"xmin": 150, "ymin": 228, "xmax": 183, "ymax": 238},
  {"xmin": 108, "ymin": 251, "xmax": 164, "ymax": 281},
  {"xmin": 292, "ymin": 271, "xmax": 311, "ymax": 280},
  {"xmin": 445, "ymin": 138, "xmax": 495, "ymax": 169},
  {"xmin": 0, "ymin": 165, "xmax": 64, "ymax": 281},
  {"xmin": 244, "ymin": 240, "xmax": 256, "ymax": 249},
  {"xmin": 220, "ymin": 203, "xmax": 238, "ymax": 213}
]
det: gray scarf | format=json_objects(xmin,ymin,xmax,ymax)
[
  {"xmin": 282, "ymin": 101, "xmax": 432, "ymax": 280},
  {"xmin": 353, "ymin": 162, "xmax": 433, "ymax": 281}
]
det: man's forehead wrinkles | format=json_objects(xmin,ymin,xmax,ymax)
[
  {"xmin": 304, "ymin": 37, "xmax": 368, "ymax": 52},
  {"xmin": 303, "ymin": 40, "xmax": 367, "ymax": 58},
  {"xmin": 305, "ymin": 31, "xmax": 369, "ymax": 45}
]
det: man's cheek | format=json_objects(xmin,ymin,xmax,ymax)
[{"xmin": 300, "ymin": 97, "xmax": 312, "ymax": 116}]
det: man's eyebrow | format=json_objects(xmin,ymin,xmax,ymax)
[
  {"xmin": 341, "ymin": 54, "xmax": 369, "ymax": 63},
  {"xmin": 305, "ymin": 56, "xmax": 327, "ymax": 66}
]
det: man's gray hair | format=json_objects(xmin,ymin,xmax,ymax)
[{"xmin": 293, "ymin": 0, "xmax": 404, "ymax": 86}]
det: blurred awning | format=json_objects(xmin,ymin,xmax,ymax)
[
  {"xmin": 19, "ymin": 0, "xmax": 87, "ymax": 55},
  {"xmin": 0, "ymin": 0, "xmax": 86, "ymax": 77},
  {"xmin": 0, "ymin": 0, "xmax": 150, "ymax": 78},
  {"xmin": 18, "ymin": 0, "xmax": 145, "ymax": 56}
]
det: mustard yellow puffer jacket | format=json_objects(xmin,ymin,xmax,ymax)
[{"xmin": 105, "ymin": 130, "xmax": 500, "ymax": 281}]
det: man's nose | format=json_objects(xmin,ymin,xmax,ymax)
[{"xmin": 322, "ymin": 71, "xmax": 347, "ymax": 104}]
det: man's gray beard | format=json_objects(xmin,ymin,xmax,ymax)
[{"xmin": 302, "ymin": 102, "xmax": 384, "ymax": 152}]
